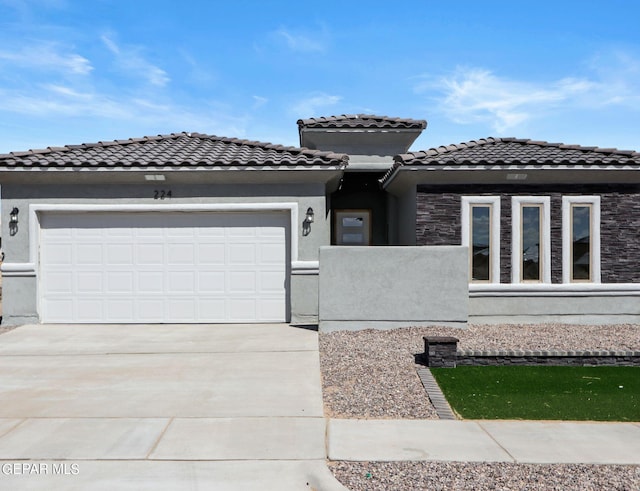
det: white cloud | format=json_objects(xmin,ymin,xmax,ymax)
[
  {"xmin": 419, "ymin": 67, "xmax": 599, "ymax": 133},
  {"xmin": 0, "ymin": 83, "xmax": 250, "ymax": 138},
  {"xmin": 100, "ymin": 34, "xmax": 170, "ymax": 87},
  {"xmin": 0, "ymin": 43, "xmax": 92, "ymax": 75},
  {"xmin": 275, "ymin": 28, "xmax": 325, "ymax": 52},
  {"xmin": 291, "ymin": 93, "xmax": 341, "ymax": 117},
  {"xmin": 252, "ymin": 95, "xmax": 268, "ymax": 109}
]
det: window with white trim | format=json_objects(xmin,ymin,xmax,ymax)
[
  {"xmin": 562, "ymin": 196, "xmax": 600, "ymax": 283},
  {"xmin": 461, "ymin": 197, "xmax": 500, "ymax": 283},
  {"xmin": 512, "ymin": 197, "xmax": 551, "ymax": 283}
]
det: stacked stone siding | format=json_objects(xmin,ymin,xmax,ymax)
[{"xmin": 416, "ymin": 184, "xmax": 640, "ymax": 283}]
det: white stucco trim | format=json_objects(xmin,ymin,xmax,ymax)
[
  {"xmin": 470, "ymin": 283, "xmax": 640, "ymax": 297},
  {"xmin": 16, "ymin": 203, "xmax": 302, "ymax": 276},
  {"xmin": 291, "ymin": 260, "xmax": 319, "ymax": 274},
  {"xmin": 1, "ymin": 262, "xmax": 36, "ymax": 277},
  {"xmin": 461, "ymin": 196, "xmax": 500, "ymax": 284},
  {"xmin": 562, "ymin": 196, "xmax": 601, "ymax": 283},
  {"xmin": 511, "ymin": 196, "xmax": 551, "ymax": 283}
]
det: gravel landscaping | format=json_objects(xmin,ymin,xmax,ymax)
[
  {"xmin": 329, "ymin": 461, "xmax": 640, "ymax": 491},
  {"xmin": 319, "ymin": 323, "xmax": 640, "ymax": 490}
]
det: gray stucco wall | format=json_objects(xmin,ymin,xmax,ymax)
[
  {"xmin": 1, "ymin": 182, "xmax": 328, "ymax": 325},
  {"xmin": 318, "ymin": 245, "xmax": 468, "ymax": 331},
  {"xmin": 290, "ymin": 273, "xmax": 319, "ymax": 325},
  {"xmin": 416, "ymin": 184, "xmax": 640, "ymax": 283},
  {"xmin": 470, "ymin": 295, "xmax": 640, "ymax": 324}
]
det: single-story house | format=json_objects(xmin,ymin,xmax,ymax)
[{"xmin": 1, "ymin": 114, "xmax": 639, "ymax": 327}]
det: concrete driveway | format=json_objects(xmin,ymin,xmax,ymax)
[{"xmin": 0, "ymin": 324, "xmax": 347, "ymax": 490}]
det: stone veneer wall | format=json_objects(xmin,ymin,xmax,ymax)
[{"xmin": 416, "ymin": 184, "xmax": 640, "ymax": 283}]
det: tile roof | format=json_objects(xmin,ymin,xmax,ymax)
[
  {"xmin": 297, "ymin": 114, "xmax": 427, "ymax": 130},
  {"xmin": 0, "ymin": 132, "xmax": 349, "ymax": 169},
  {"xmin": 394, "ymin": 137, "xmax": 640, "ymax": 166}
]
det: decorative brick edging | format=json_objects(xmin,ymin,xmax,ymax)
[
  {"xmin": 423, "ymin": 336, "xmax": 640, "ymax": 367},
  {"xmin": 416, "ymin": 367, "xmax": 456, "ymax": 420},
  {"xmin": 457, "ymin": 350, "xmax": 640, "ymax": 367}
]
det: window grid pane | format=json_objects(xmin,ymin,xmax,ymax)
[
  {"xmin": 521, "ymin": 205, "xmax": 541, "ymax": 281},
  {"xmin": 571, "ymin": 204, "xmax": 591, "ymax": 281},
  {"xmin": 470, "ymin": 205, "xmax": 491, "ymax": 282}
]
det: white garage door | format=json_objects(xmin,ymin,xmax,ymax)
[{"xmin": 39, "ymin": 212, "xmax": 289, "ymax": 323}]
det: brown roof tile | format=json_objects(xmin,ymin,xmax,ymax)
[
  {"xmin": 0, "ymin": 132, "xmax": 349, "ymax": 169},
  {"xmin": 297, "ymin": 114, "xmax": 427, "ymax": 130},
  {"xmin": 394, "ymin": 137, "xmax": 640, "ymax": 166}
]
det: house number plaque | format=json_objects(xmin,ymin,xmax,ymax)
[{"xmin": 154, "ymin": 190, "xmax": 172, "ymax": 200}]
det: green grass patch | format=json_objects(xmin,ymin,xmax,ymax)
[{"xmin": 430, "ymin": 366, "xmax": 640, "ymax": 421}]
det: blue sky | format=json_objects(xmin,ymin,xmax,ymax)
[{"xmin": 1, "ymin": 0, "xmax": 640, "ymax": 154}]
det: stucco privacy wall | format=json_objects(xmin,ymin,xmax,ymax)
[
  {"xmin": 416, "ymin": 184, "xmax": 640, "ymax": 283},
  {"xmin": 318, "ymin": 245, "xmax": 468, "ymax": 331},
  {"xmin": 1, "ymin": 183, "xmax": 327, "ymax": 325}
]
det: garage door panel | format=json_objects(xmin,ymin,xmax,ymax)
[
  {"xmin": 107, "ymin": 272, "xmax": 134, "ymax": 293},
  {"xmin": 228, "ymin": 226, "xmax": 257, "ymax": 238},
  {"xmin": 45, "ymin": 299, "xmax": 75, "ymax": 322},
  {"xmin": 166, "ymin": 227, "xmax": 195, "ymax": 238},
  {"xmin": 137, "ymin": 244, "xmax": 164, "ymax": 265},
  {"xmin": 77, "ymin": 272, "xmax": 102, "ymax": 292},
  {"xmin": 167, "ymin": 271, "xmax": 196, "ymax": 293},
  {"xmin": 260, "ymin": 271, "xmax": 285, "ymax": 292},
  {"xmin": 138, "ymin": 272, "xmax": 164, "ymax": 293},
  {"xmin": 198, "ymin": 298, "xmax": 226, "ymax": 321},
  {"xmin": 198, "ymin": 243, "xmax": 225, "ymax": 264},
  {"xmin": 260, "ymin": 243, "xmax": 286, "ymax": 264},
  {"xmin": 167, "ymin": 298, "xmax": 198, "ymax": 322},
  {"xmin": 259, "ymin": 298, "xmax": 286, "ymax": 320},
  {"xmin": 167, "ymin": 243, "xmax": 195, "ymax": 264},
  {"xmin": 137, "ymin": 299, "xmax": 165, "ymax": 322},
  {"xmin": 77, "ymin": 299, "xmax": 104, "ymax": 322},
  {"xmin": 229, "ymin": 244, "xmax": 256, "ymax": 264},
  {"xmin": 107, "ymin": 244, "xmax": 134, "ymax": 265},
  {"xmin": 76, "ymin": 244, "xmax": 103, "ymax": 265},
  {"xmin": 228, "ymin": 298, "xmax": 257, "ymax": 321},
  {"xmin": 43, "ymin": 244, "xmax": 73, "ymax": 265},
  {"xmin": 106, "ymin": 299, "xmax": 135, "ymax": 322},
  {"xmin": 199, "ymin": 227, "xmax": 225, "ymax": 237},
  {"xmin": 199, "ymin": 272, "xmax": 225, "ymax": 293},
  {"xmin": 40, "ymin": 211, "xmax": 288, "ymax": 323},
  {"xmin": 259, "ymin": 226, "xmax": 285, "ymax": 238},
  {"xmin": 105, "ymin": 227, "xmax": 134, "ymax": 238}
]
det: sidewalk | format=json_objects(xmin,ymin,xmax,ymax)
[{"xmin": 327, "ymin": 418, "xmax": 640, "ymax": 465}]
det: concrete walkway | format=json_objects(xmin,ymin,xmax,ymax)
[
  {"xmin": 328, "ymin": 419, "xmax": 640, "ymax": 465},
  {"xmin": 0, "ymin": 324, "xmax": 348, "ymax": 491}
]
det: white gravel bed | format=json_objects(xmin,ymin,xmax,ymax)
[
  {"xmin": 329, "ymin": 461, "xmax": 640, "ymax": 491},
  {"xmin": 318, "ymin": 324, "xmax": 640, "ymax": 419}
]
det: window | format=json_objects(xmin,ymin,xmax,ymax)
[
  {"xmin": 333, "ymin": 210, "xmax": 371, "ymax": 245},
  {"xmin": 461, "ymin": 197, "xmax": 500, "ymax": 283},
  {"xmin": 562, "ymin": 196, "xmax": 600, "ymax": 283},
  {"xmin": 512, "ymin": 197, "xmax": 550, "ymax": 283}
]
